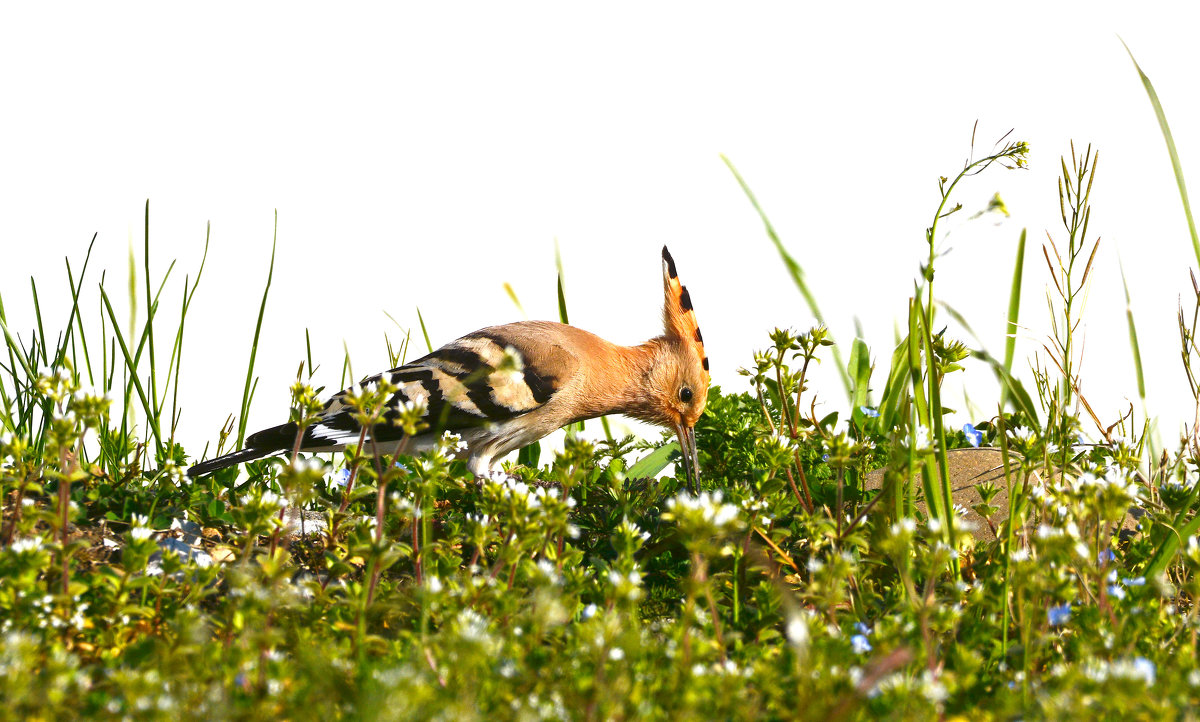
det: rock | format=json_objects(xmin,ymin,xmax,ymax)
[
  {"xmin": 862, "ymin": 447, "xmax": 1140, "ymax": 543},
  {"xmin": 283, "ymin": 507, "xmax": 328, "ymax": 537}
]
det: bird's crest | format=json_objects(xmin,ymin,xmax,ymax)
[{"xmin": 661, "ymin": 246, "xmax": 709, "ymax": 376}]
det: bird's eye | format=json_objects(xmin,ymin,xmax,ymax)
[{"xmin": 679, "ymin": 386, "xmax": 693, "ymax": 403}]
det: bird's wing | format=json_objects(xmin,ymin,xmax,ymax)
[{"xmin": 295, "ymin": 322, "xmax": 581, "ymax": 449}]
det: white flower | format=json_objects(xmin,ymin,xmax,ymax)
[
  {"xmin": 441, "ymin": 431, "xmax": 468, "ymax": 453},
  {"xmin": 10, "ymin": 537, "xmax": 43, "ymax": 554},
  {"xmin": 665, "ymin": 491, "xmax": 741, "ymax": 534},
  {"xmin": 426, "ymin": 576, "xmax": 443, "ymax": 593},
  {"xmin": 785, "ymin": 611, "xmax": 809, "ymax": 654},
  {"xmin": 456, "ymin": 609, "xmax": 491, "ymax": 644},
  {"xmin": 292, "ymin": 457, "xmax": 325, "ymax": 473}
]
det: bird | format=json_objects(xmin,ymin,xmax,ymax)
[{"xmin": 186, "ymin": 246, "xmax": 710, "ymax": 486}]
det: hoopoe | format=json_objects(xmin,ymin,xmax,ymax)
[{"xmin": 186, "ymin": 246, "xmax": 710, "ymax": 486}]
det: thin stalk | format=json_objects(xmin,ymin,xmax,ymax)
[{"xmin": 237, "ymin": 212, "xmax": 277, "ymax": 447}]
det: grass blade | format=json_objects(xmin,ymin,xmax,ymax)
[
  {"xmin": 143, "ymin": 201, "xmax": 160, "ymax": 434},
  {"xmin": 556, "ymin": 276, "xmax": 570, "ymax": 326},
  {"xmin": 939, "ymin": 301, "xmax": 1040, "ymax": 424},
  {"xmin": 721, "ymin": 154, "xmax": 852, "ymax": 400},
  {"xmin": 165, "ymin": 223, "xmax": 210, "ymax": 448},
  {"xmin": 552, "ymin": 243, "xmax": 583, "ymax": 433},
  {"xmin": 503, "ymin": 282, "xmax": 527, "ymax": 318},
  {"xmin": 1123, "ymin": 40, "xmax": 1199, "ymax": 266},
  {"xmin": 1118, "ymin": 254, "xmax": 1146, "ymax": 400},
  {"xmin": 64, "ymin": 236, "xmax": 99, "ymax": 385},
  {"xmin": 1001, "ymin": 228, "xmax": 1027, "ymax": 408},
  {"xmin": 30, "ymin": 278, "xmax": 48, "ymax": 365},
  {"xmin": 554, "ymin": 239, "xmax": 568, "ymax": 325},
  {"xmin": 416, "ymin": 307, "xmax": 433, "ymax": 354},
  {"xmin": 100, "ymin": 286, "xmax": 164, "ymax": 460},
  {"xmin": 237, "ymin": 211, "xmax": 277, "ymax": 447},
  {"xmin": 875, "ymin": 336, "xmax": 912, "ymax": 434}
]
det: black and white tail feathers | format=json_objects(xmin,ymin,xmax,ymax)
[
  {"xmin": 186, "ymin": 325, "xmax": 569, "ymax": 479},
  {"xmin": 185, "ymin": 423, "xmax": 300, "ymax": 478}
]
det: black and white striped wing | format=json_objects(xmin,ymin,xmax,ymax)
[{"xmin": 269, "ymin": 326, "xmax": 576, "ymax": 451}]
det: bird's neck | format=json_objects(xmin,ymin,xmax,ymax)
[{"xmin": 575, "ymin": 336, "xmax": 668, "ymax": 424}]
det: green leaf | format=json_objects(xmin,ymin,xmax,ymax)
[
  {"xmin": 847, "ymin": 338, "xmax": 871, "ymax": 410},
  {"xmin": 628, "ymin": 441, "xmax": 679, "ymax": 478},
  {"xmin": 517, "ymin": 441, "xmax": 541, "ymax": 468}
]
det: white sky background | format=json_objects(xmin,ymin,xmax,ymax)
[{"xmin": 2, "ymin": 3, "xmax": 1199, "ymax": 462}]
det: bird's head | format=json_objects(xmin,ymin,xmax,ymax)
[{"xmin": 655, "ymin": 245, "xmax": 710, "ymax": 491}]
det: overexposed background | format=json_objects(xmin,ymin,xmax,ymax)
[{"xmin": 2, "ymin": 3, "xmax": 1198, "ymax": 462}]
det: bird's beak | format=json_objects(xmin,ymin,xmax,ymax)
[{"xmin": 674, "ymin": 422, "xmax": 701, "ymax": 494}]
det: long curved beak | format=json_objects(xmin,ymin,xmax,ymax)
[{"xmin": 674, "ymin": 422, "xmax": 701, "ymax": 494}]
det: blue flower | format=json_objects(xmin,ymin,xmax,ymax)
[
  {"xmin": 1047, "ymin": 603, "xmax": 1071, "ymax": 626},
  {"xmin": 859, "ymin": 406, "xmax": 880, "ymax": 418},
  {"xmin": 1098, "ymin": 549, "xmax": 1115, "ymax": 564},
  {"xmin": 962, "ymin": 423, "xmax": 983, "ymax": 448},
  {"xmin": 1108, "ymin": 584, "xmax": 1127, "ymax": 601},
  {"xmin": 330, "ymin": 468, "xmax": 351, "ymax": 488},
  {"xmin": 1123, "ymin": 576, "xmax": 1146, "ymax": 587},
  {"xmin": 855, "ymin": 622, "xmax": 872, "ymax": 635},
  {"xmin": 851, "ymin": 634, "xmax": 872, "ymax": 654}
]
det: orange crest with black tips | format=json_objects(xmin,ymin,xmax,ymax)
[{"xmin": 661, "ymin": 246, "xmax": 710, "ymax": 381}]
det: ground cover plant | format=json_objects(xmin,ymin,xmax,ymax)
[{"xmin": 4, "ymin": 53, "xmax": 1200, "ymax": 720}]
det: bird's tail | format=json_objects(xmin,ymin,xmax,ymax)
[{"xmin": 185, "ymin": 421, "xmax": 300, "ymax": 478}]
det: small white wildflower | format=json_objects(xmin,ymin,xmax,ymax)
[
  {"xmin": 785, "ymin": 611, "xmax": 809, "ymax": 654},
  {"xmin": 441, "ymin": 431, "xmax": 468, "ymax": 454},
  {"xmin": 920, "ymin": 670, "xmax": 948, "ymax": 703},
  {"xmin": 10, "ymin": 537, "xmax": 43, "ymax": 554}
]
